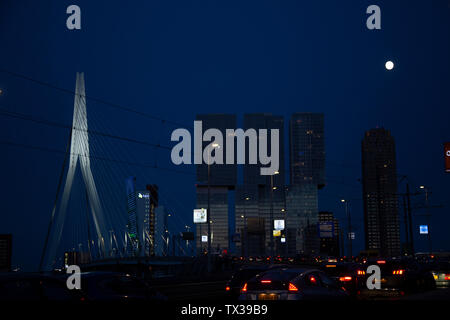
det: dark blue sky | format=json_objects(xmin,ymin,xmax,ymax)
[{"xmin": 0, "ymin": 0, "xmax": 449, "ymax": 271}]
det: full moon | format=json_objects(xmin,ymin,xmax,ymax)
[{"xmin": 385, "ymin": 61, "xmax": 394, "ymax": 70}]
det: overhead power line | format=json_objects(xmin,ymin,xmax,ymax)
[
  {"xmin": 0, "ymin": 106, "xmax": 171, "ymax": 151},
  {"xmin": 0, "ymin": 139, "xmax": 195, "ymax": 176},
  {"xmin": 0, "ymin": 68, "xmax": 191, "ymax": 128}
]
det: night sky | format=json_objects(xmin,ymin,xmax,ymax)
[{"xmin": 0, "ymin": 0, "xmax": 449, "ymax": 271}]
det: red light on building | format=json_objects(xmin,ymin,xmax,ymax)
[{"xmin": 445, "ymin": 143, "xmax": 450, "ymax": 173}]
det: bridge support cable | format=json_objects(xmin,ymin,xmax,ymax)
[{"xmin": 43, "ymin": 73, "xmax": 111, "ymax": 270}]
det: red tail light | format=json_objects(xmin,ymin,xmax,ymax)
[
  {"xmin": 339, "ymin": 276, "xmax": 352, "ymax": 282},
  {"xmin": 261, "ymin": 280, "xmax": 272, "ymax": 284},
  {"xmin": 357, "ymin": 270, "xmax": 365, "ymax": 276},
  {"xmin": 288, "ymin": 283, "xmax": 299, "ymax": 292},
  {"xmin": 225, "ymin": 286, "xmax": 231, "ymax": 291},
  {"xmin": 392, "ymin": 269, "xmax": 405, "ymax": 275},
  {"xmin": 241, "ymin": 283, "xmax": 248, "ymax": 293},
  {"xmin": 444, "ymin": 274, "xmax": 450, "ymax": 281},
  {"xmin": 377, "ymin": 260, "xmax": 386, "ymax": 264}
]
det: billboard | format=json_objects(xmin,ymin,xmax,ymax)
[
  {"xmin": 274, "ymin": 219, "xmax": 285, "ymax": 230},
  {"xmin": 193, "ymin": 208, "xmax": 207, "ymax": 223},
  {"xmin": 318, "ymin": 222, "xmax": 334, "ymax": 238},
  {"xmin": 420, "ymin": 225, "xmax": 429, "ymax": 234},
  {"xmin": 445, "ymin": 142, "xmax": 450, "ymax": 173}
]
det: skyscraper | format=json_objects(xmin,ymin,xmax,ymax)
[
  {"xmin": 125, "ymin": 177, "xmax": 139, "ymax": 255},
  {"xmin": 287, "ymin": 113, "xmax": 325, "ymax": 254},
  {"xmin": 361, "ymin": 128, "xmax": 401, "ymax": 257},
  {"xmin": 290, "ymin": 113, "xmax": 325, "ymax": 188},
  {"xmin": 285, "ymin": 184, "xmax": 319, "ymax": 254},
  {"xmin": 195, "ymin": 114, "xmax": 237, "ymax": 254},
  {"xmin": 235, "ymin": 114, "xmax": 286, "ymax": 256},
  {"xmin": 243, "ymin": 114, "xmax": 285, "ymax": 187},
  {"xmin": 318, "ymin": 211, "xmax": 340, "ymax": 257}
]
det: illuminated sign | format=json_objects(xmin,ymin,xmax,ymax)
[
  {"xmin": 274, "ymin": 220, "xmax": 285, "ymax": 230},
  {"xmin": 445, "ymin": 143, "xmax": 450, "ymax": 173},
  {"xmin": 420, "ymin": 225, "xmax": 428, "ymax": 234},
  {"xmin": 273, "ymin": 230, "xmax": 281, "ymax": 237},
  {"xmin": 193, "ymin": 208, "xmax": 207, "ymax": 223},
  {"xmin": 201, "ymin": 235, "xmax": 208, "ymax": 242},
  {"xmin": 137, "ymin": 192, "xmax": 150, "ymax": 199},
  {"xmin": 280, "ymin": 237, "xmax": 286, "ymax": 243}
]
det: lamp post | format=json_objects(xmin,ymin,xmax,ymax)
[
  {"xmin": 242, "ymin": 196, "xmax": 250, "ymax": 257},
  {"xmin": 341, "ymin": 199, "xmax": 352, "ymax": 259},
  {"xmin": 270, "ymin": 171, "xmax": 279, "ymax": 257},
  {"xmin": 207, "ymin": 143, "xmax": 220, "ymax": 273}
]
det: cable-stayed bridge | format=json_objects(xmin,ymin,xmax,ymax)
[{"xmin": 0, "ymin": 70, "xmax": 197, "ymax": 273}]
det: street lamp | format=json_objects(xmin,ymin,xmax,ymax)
[
  {"xmin": 270, "ymin": 170, "xmax": 280, "ymax": 257},
  {"xmin": 207, "ymin": 143, "xmax": 220, "ymax": 272},
  {"xmin": 341, "ymin": 199, "xmax": 352, "ymax": 259},
  {"xmin": 242, "ymin": 196, "xmax": 250, "ymax": 257}
]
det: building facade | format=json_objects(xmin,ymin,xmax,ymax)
[
  {"xmin": 290, "ymin": 113, "xmax": 325, "ymax": 189},
  {"xmin": 287, "ymin": 113, "xmax": 325, "ymax": 254},
  {"xmin": 361, "ymin": 128, "xmax": 401, "ymax": 257},
  {"xmin": 195, "ymin": 114, "xmax": 237, "ymax": 255},
  {"xmin": 318, "ymin": 211, "xmax": 340, "ymax": 257}
]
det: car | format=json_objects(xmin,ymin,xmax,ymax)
[
  {"xmin": 238, "ymin": 267, "xmax": 348, "ymax": 301},
  {"xmin": 360, "ymin": 259, "xmax": 436, "ymax": 298},
  {"xmin": 423, "ymin": 260, "xmax": 450, "ymax": 288},
  {"xmin": 72, "ymin": 272, "xmax": 167, "ymax": 301},
  {"xmin": 0, "ymin": 272, "xmax": 86, "ymax": 301},
  {"xmin": 225, "ymin": 264, "xmax": 287, "ymax": 299},
  {"xmin": 321, "ymin": 262, "xmax": 367, "ymax": 296}
]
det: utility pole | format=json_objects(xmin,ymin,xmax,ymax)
[
  {"xmin": 270, "ymin": 171, "xmax": 279, "ymax": 257},
  {"xmin": 207, "ymin": 158, "xmax": 211, "ymax": 271},
  {"xmin": 270, "ymin": 175, "xmax": 274, "ymax": 257},
  {"xmin": 420, "ymin": 186, "xmax": 432, "ymax": 254},
  {"xmin": 402, "ymin": 194, "xmax": 410, "ymax": 254},
  {"xmin": 207, "ymin": 143, "xmax": 220, "ymax": 273},
  {"xmin": 406, "ymin": 183, "xmax": 414, "ymax": 254},
  {"xmin": 341, "ymin": 199, "xmax": 352, "ymax": 258}
]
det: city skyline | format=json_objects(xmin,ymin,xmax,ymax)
[{"xmin": 0, "ymin": 1, "xmax": 449, "ymax": 271}]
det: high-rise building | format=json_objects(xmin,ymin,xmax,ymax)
[
  {"xmin": 361, "ymin": 128, "xmax": 401, "ymax": 257},
  {"xmin": 235, "ymin": 114, "xmax": 286, "ymax": 256},
  {"xmin": 125, "ymin": 178, "xmax": 158, "ymax": 257},
  {"xmin": 290, "ymin": 113, "xmax": 325, "ymax": 188},
  {"xmin": 195, "ymin": 186, "xmax": 230, "ymax": 254},
  {"xmin": 146, "ymin": 184, "xmax": 158, "ymax": 256},
  {"xmin": 195, "ymin": 114, "xmax": 237, "ymax": 255},
  {"xmin": 287, "ymin": 113, "xmax": 325, "ymax": 254},
  {"xmin": 318, "ymin": 211, "xmax": 340, "ymax": 257},
  {"xmin": 125, "ymin": 177, "xmax": 139, "ymax": 255},
  {"xmin": 285, "ymin": 184, "xmax": 319, "ymax": 255},
  {"xmin": 0, "ymin": 234, "xmax": 12, "ymax": 272},
  {"xmin": 136, "ymin": 190, "xmax": 152, "ymax": 256},
  {"xmin": 196, "ymin": 114, "xmax": 237, "ymax": 186},
  {"xmin": 243, "ymin": 114, "xmax": 285, "ymax": 187}
]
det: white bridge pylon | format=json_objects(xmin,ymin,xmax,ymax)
[{"xmin": 45, "ymin": 73, "xmax": 111, "ymax": 269}]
